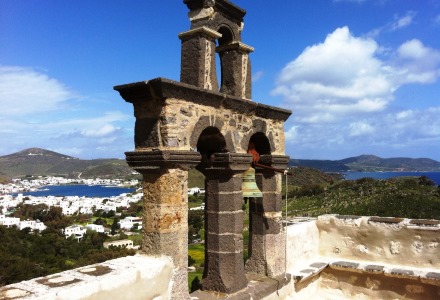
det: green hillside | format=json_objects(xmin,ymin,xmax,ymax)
[
  {"xmin": 0, "ymin": 148, "xmax": 134, "ymax": 179},
  {"xmin": 286, "ymin": 176, "xmax": 440, "ymax": 219}
]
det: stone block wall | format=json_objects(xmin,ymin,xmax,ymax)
[
  {"xmin": 114, "ymin": 78, "xmax": 289, "ymax": 155},
  {"xmin": 316, "ymin": 215, "xmax": 440, "ymax": 268}
]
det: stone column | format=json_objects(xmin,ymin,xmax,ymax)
[
  {"xmin": 197, "ymin": 153, "xmax": 252, "ymax": 294},
  {"xmin": 179, "ymin": 27, "xmax": 222, "ymax": 91},
  {"xmin": 217, "ymin": 41, "xmax": 254, "ymax": 99},
  {"xmin": 126, "ymin": 150, "xmax": 201, "ymax": 300},
  {"xmin": 245, "ymin": 155, "xmax": 289, "ymax": 278}
]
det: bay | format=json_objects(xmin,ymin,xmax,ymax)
[
  {"xmin": 343, "ymin": 172, "xmax": 440, "ymax": 185},
  {"xmin": 19, "ymin": 185, "xmax": 135, "ymax": 198}
]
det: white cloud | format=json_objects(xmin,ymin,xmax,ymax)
[
  {"xmin": 81, "ymin": 124, "xmax": 119, "ymax": 138},
  {"xmin": 284, "ymin": 107, "xmax": 440, "ymax": 159},
  {"xmin": 349, "ymin": 121, "xmax": 375, "ymax": 136},
  {"xmin": 285, "ymin": 125, "xmax": 299, "ymax": 141},
  {"xmin": 273, "ymin": 27, "xmax": 395, "ymax": 123},
  {"xmin": 367, "ymin": 11, "xmax": 416, "ymax": 37},
  {"xmin": 0, "ymin": 66, "xmax": 76, "ymax": 116},
  {"xmin": 390, "ymin": 11, "xmax": 416, "ymax": 31},
  {"xmin": 394, "ymin": 39, "xmax": 440, "ymax": 84},
  {"xmin": 273, "ymin": 28, "xmax": 440, "ymax": 125},
  {"xmin": 0, "ymin": 65, "xmax": 134, "ymax": 158},
  {"xmin": 276, "ymin": 27, "xmax": 440, "ymax": 159},
  {"xmin": 252, "ymin": 71, "xmax": 264, "ymax": 82}
]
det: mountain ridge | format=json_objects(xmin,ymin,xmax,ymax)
[
  {"xmin": 290, "ymin": 154, "xmax": 440, "ymax": 172},
  {"xmin": 0, "ymin": 148, "xmax": 135, "ymax": 179},
  {"xmin": 1, "ymin": 148, "xmax": 439, "ymax": 179}
]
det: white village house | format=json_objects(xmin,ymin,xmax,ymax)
[{"xmin": 118, "ymin": 216, "xmax": 142, "ymax": 230}]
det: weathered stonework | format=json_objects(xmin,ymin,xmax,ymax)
[
  {"xmin": 196, "ymin": 153, "xmax": 252, "ymax": 293},
  {"xmin": 179, "ymin": 27, "xmax": 221, "ymax": 90},
  {"xmin": 316, "ymin": 215, "xmax": 440, "ymax": 268},
  {"xmin": 123, "ymin": 150, "xmax": 200, "ymax": 299},
  {"xmin": 246, "ymin": 155, "xmax": 289, "ymax": 277}
]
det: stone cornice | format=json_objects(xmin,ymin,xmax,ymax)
[
  {"xmin": 184, "ymin": 0, "xmax": 246, "ymax": 23},
  {"xmin": 216, "ymin": 41, "xmax": 254, "ymax": 53},
  {"xmin": 114, "ymin": 78, "xmax": 292, "ymax": 121},
  {"xmin": 178, "ymin": 27, "xmax": 222, "ymax": 41}
]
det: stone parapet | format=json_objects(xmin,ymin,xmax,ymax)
[
  {"xmin": 0, "ymin": 256, "xmax": 173, "ymax": 300},
  {"xmin": 316, "ymin": 215, "xmax": 440, "ymax": 268}
]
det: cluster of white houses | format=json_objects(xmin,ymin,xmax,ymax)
[
  {"xmin": 61, "ymin": 217, "xmax": 142, "ymax": 240},
  {"xmin": 0, "ymin": 176, "xmax": 139, "ymax": 195},
  {"xmin": 0, "ymin": 191, "xmax": 142, "ymax": 216},
  {"xmin": 0, "ymin": 214, "xmax": 47, "ymax": 231},
  {"xmin": 1, "ymin": 215, "xmax": 143, "ymax": 243}
]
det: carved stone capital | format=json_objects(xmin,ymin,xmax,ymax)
[
  {"xmin": 259, "ymin": 155, "xmax": 289, "ymax": 169},
  {"xmin": 125, "ymin": 150, "xmax": 201, "ymax": 173},
  {"xmin": 178, "ymin": 27, "xmax": 221, "ymax": 41},
  {"xmin": 216, "ymin": 41, "xmax": 254, "ymax": 54}
]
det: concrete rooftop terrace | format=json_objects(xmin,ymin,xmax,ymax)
[{"xmin": 2, "ymin": 214, "xmax": 439, "ymax": 300}]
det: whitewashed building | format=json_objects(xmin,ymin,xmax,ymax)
[
  {"xmin": 18, "ymin": 219, "xmax": 47, "ymax": 231},
  {"xmin": 63, "ymin": 225, "xmax": 87, "ymax": 240},
  {"xmin": 0, "ymin": 216, "xmax": 20, "ymax": 228},
  {"xmin": 118, "ymin": 216, "xmax": 142, "ymax": 230},
  {"xmin": 103, "ymin": 239, "xmax": 138, "ymax": 249},
  {"xmin": 85, "ymin": 223, "xmax": 105, "ymax": 233}
]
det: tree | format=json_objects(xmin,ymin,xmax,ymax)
[
  {"xmin": 94, "ymin": 218, "xmax": 107, "ymax": 226},
  {"xmin": 111, "ymin": 218, "xmax": 120, "ymax": 235},
  {"xmin": 418, "ymin": 176, "xmax": 435, "ymax": 187},
  {"xmin": 190, "ymin": 276, "xmax": 201, "ymax": 293}
]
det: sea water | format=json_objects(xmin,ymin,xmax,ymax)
[
  {"xmin": 343, "ymin": 172, "xmax": 440, "ymax": 185},
  {"xmin": 18, "ymin": 185, "xmax": 135, "ymax": 197}
]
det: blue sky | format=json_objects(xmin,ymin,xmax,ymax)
[{"xmin": 1, "ymin": 0, "xmax": 439, "ymax": 160}]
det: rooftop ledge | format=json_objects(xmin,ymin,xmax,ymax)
[{"xmin": 2, "ymin": 215, "xmax": 440, "ymax": 300}]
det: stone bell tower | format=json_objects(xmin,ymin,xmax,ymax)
[{"xmin": 114, "ymin": 1, "xmax": 291, "ymax": 299}]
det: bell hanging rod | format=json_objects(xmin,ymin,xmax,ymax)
[{"xmin": 253, "ymin": 162, "xmax": 294, "ymax": 176}]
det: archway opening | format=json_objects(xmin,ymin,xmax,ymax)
[
  {"xmin": 216, "ymin": 25, "xmax": 234, "ymax": 93},
  {"xmin": 196, "ymin": 126, "xmax": 228, "ymax": 160},
  {"xmin": 248, "ymin": 132, "xmax": 271, "ymax": 159}
]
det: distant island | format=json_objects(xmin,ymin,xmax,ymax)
[
  {"xmin": 1, "ymin": 148, "xmax": 439, "ymax": 181},
  {"xmin": 289, "ymin": 154, "xmax": 440, "ymax": 172}
]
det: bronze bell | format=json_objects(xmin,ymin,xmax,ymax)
[{"xmin": 242, "ymin": 167, "xmax": 263, "ymax": 198}]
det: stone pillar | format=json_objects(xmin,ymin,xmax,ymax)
[
  {"xmin": 217, "ymin": 42, "xmax": 254, "ymax": 99},
  {"xmin": 197, "ymin": 153, "xmax": 252, "ymax": 294},
  {"xmin": 179, "ymin": 27, "xmax": 222, "ymax": 91},
  {"xmin": 245, "ymin": 155, "xmax": 289, "ymax": 278},
  {"xmin": 126, "ymin": 150, "xmax": 201, "ymax": 300}
]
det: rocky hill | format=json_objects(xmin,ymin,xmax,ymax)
[
  {"xmin": 0, "ymin": 148, "xmax": 135, "ymax": 179},
  {"xmin": 290, "ymin": 155, "xmax": 440, "ymax": 172}
]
